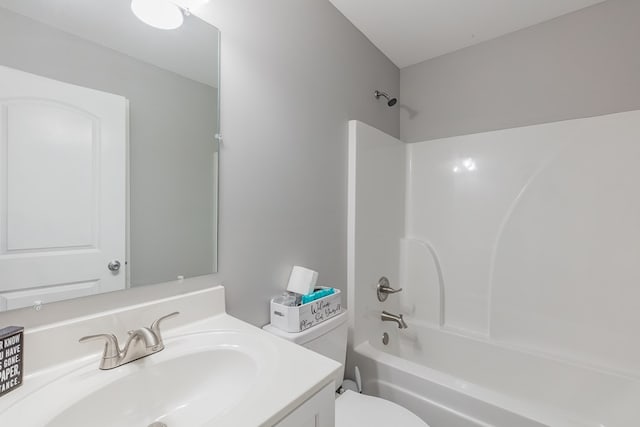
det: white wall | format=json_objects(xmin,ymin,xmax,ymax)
[
  {"xmin": 0, "ymin": 0, "xmax": 398, "ymax": 330},
  {"xmin": 197, "ymin": 0, "xmax": 400, "ymax": 326},
  {"xmin": 400, "ymin": 0, "xmax": 640, "ymax": 143}
]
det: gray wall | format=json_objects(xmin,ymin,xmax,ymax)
[
  {"xmin": 0, "ymin": 8, "xmax": 218, "ymax": 285},
  {"xmin": 206, "ymin": 0, "xmax": 400, "ymax": 326},
  {"xmin": 400, "ymin": 0, "xmax": 640, "ymax": 142}
]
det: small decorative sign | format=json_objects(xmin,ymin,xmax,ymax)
[{"xmin": 0, "ymin": 326, "xmax": 24, "ymax": 397}]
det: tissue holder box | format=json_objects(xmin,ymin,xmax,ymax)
[{"xmin": 270, "ymin": 288, "xmax": 342, "ymax": 332}]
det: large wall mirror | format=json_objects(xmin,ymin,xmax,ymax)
[{"xmin": 0, "ymin": 0, "xmax": 219, "ymax": 311}]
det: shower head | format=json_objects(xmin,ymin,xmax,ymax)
[{"xmin": 374, "ymin": 90, "xmax": 397, "ymax": 107}]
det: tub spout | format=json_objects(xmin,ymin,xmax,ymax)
[{"xmin": 381, "ymin": 311, "xmax": 408, "ymax": 329}]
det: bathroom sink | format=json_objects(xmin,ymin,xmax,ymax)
[{"xmin": 1, "ymin": 330, "xmax": 277, "ymax": 427}]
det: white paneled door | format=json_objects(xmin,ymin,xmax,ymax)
[{"xmin": 0, "ymin": 66, "xmax": 127, "ymax": 311}]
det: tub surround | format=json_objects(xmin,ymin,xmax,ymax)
[
  {"xmin": 0, "ymin": 282, "xmax": 340, "ymax": 426},
  {"xmin": 405, "ymin": 110, "xmax": 640, "ymax": 376},
  {"xmin": 347, "ymin": 116, "xmax": 640, "ymax": 426},
  {"xmin": 348, "ymin": 113, "xmax": 640, "ymax": 372}
]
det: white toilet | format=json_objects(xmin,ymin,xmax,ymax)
[{"xmin": 263, "ymin": 310, "xmax": 428, "ymax": 427}]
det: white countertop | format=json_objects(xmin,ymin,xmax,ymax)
[{"xmin": 0, "ymin": 284, "xmax": 341, "ymax": 426}]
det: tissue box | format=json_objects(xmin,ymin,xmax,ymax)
[{"xmin": 270, "ymin": 288, "xmax": 342, "ymax": 332}]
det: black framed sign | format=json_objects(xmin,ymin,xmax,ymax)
[{"xmin": 0, "ymin": 326, "xmax": 23, "ymax": 397}]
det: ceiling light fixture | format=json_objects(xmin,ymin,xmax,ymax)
[
  {"xmin": 131, "ymin": 0, "xmax": 185, "ymax": 30},
  {"xmin": 174, "ymin": 0, "xmax": 211, "ymax": 11}
]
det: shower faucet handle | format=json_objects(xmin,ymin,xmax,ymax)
[{"xmin": 377, "ymin": 276, "xmax": 403, "ymax": 302}]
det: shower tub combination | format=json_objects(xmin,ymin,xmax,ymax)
[
  {"xmin": 346, "ymin": 115, "xmax": 640, "ymax": 427},
  {"xmin": 349, "ymin": 321, "xmax": 639, "ymax": 427}
]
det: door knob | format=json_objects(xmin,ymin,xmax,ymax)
[{"xmin": 108, "ymin": 260, "xmax": 121, "ymax": 272}]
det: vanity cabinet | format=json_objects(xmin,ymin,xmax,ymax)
[{"xmin": 274, "ymin": 383, "xmax": 335, "ymax": 427}]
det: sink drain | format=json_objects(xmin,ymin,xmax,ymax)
[{"xmin": 148, "ymin": 423, "xmax": 167, "ymax": 427}]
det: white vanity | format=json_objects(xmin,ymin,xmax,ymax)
[{"xmin": 0, "ymin": 284, "xmax": 340, "ymax": 426}]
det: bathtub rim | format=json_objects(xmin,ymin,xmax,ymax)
[{"xmin": 353, "ymin": 338, "xmax": 605, "ymax": 427}]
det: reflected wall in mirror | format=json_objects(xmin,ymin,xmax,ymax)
[{"xmin": 0, "ymin": 0, "xmax": 219, "ymax": 311}]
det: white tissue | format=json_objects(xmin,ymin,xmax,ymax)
[{"xmin": 286, "ymin": 266, "xmax": 318, "ymax": 295}]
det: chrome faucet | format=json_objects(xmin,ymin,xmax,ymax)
[
  {"xmin": 79, "ymin": 312, "xmax": 179, "ymax": 370},
  {"xmin": 381, "ymin": 310, "xmax": 408, "ymax": 329}
]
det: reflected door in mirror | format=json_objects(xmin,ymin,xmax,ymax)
[{"xmin": 0, "ymin": 66, "xmax": 127, "ymax": 311}]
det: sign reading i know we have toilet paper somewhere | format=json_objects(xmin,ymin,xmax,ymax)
[{"xmin": 0, "ymin": 326, "xmax": 24, "ymax": 397}]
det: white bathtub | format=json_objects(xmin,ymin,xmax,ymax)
[{"xmin": 348, "ymin": 321, "xmax": 640, "ymax": 427}]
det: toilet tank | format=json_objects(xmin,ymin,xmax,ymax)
[{"xmin": 263, "ymin": 310, "xmax": 348, "ymax": 390}]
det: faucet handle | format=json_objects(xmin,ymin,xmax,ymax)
[
  {"xmin": 377, "ymin": 276, "xmax": 403, "ymax": 302},
  {"xmin": 79, "ymin": 333, "xmax": 121, "ymax": 358},
  {"xmin": 150, "ymin": 311, "xmax": 180, "ymax": 342}
]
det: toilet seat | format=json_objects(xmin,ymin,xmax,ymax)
[{"xmin": 335, "ymin": 390, "xmax": 429, "ymax": 427}]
